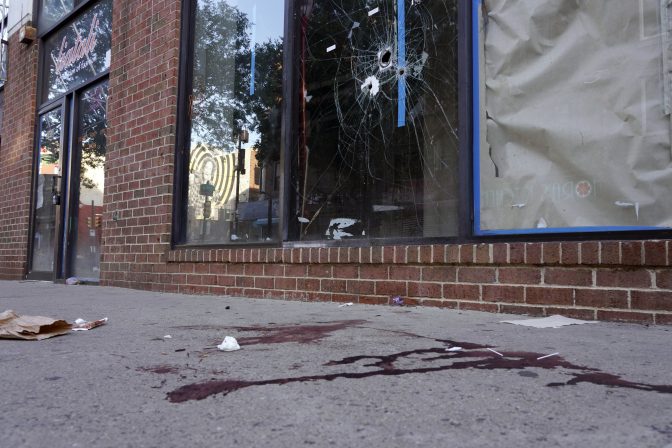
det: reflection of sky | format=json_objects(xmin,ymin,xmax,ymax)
[{"xmin": 228, "ymin": 0, "xmax": 284, "ymax": 43}]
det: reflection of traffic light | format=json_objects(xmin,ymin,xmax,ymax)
[
  {"xmin": 94, "ymin": 215, "xmax": 102, "ymax": 228},
  {"xmin": 87, "ymin": 217, "xmax": 92, "ymax": 228}
]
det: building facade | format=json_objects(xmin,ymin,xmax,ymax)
[{"xmin": 0, "ymin": 0, "xmax": 671, "ymax": 324}]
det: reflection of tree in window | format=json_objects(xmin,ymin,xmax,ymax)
[
  {"xmin": 295, "ymin": 1, "xmax": 459, "ymax": 240},
  {"xmin": 79, "ymin": 84, "xmax": 107, "ymax": 190}
]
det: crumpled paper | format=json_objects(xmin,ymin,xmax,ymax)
[
  {"xmin": 71, "ymin": 317, "xmax": 108, "ymax": 331},
  {"xmin": 0, "ymin": 310, "xmax": 72, "ymax": 340},
  {"xmin": 217, "ymin": 336, "xmax": 240, "ymax": 352}
]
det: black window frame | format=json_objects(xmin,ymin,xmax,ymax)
[{"xmin": 173, "ymin": 1, "xmax": 672, "ymax": 249}]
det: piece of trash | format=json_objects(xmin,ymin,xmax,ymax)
[
  {"xmin": 217, "ymin": 336, "xmax": 240, "ymax": 352},
  {"xmin": 297, "ymin": 217, "xmax": 310, "ymax": 223},
  {"xmin": 65, "ymin": 277, "xmax": 81, "ymax": 285},
  {"xmin": 175, "ymin": 349, "xmax": 186, "ymax": 352},
  {"xmin": 368, "ymin": 7, "xmax": 379, "ymax": 16},
  {"xmin": 537, "ymin": 352, "xmax": 559, "ymax": 360},
  {"xmin": 0, "ymin": 310, "xmax": 72, "ymax": 340},
  {"xmin": 225, "ymin": 306, "xmax": 230, "ymax": 310},
  {"xmin": 501, "ymin": 315, "xmax": 597, "ymax": 329},
  {"xmin": 163, "ymin": 335, "xmax": 172, "ymax": 339},
  {"xmin": 446, "ymin": 347, "xmax": 463, "ymax": 352},
  {"xmin": 487, "ymin": 348, "xmax": 503, "ymax": 357},
  {"xmin": 338, "ymin": 302, "xmax": 354, "ymax": 308},
  {"xmin": 71, "ymin": 317, "xmax": 108, "ymax": 331},
  {"xmin": 536, "ymin": 217, "xmax": 548, "ymax": 228},
  {"xmin": 511, "ymin": 203, "xmax": 526, "ymax": 209},
  {"xmin": 326, "ymin": 44, "xmax": 336, "ymax": 53},
  {"xmin": 391, "ymin": 296, "xmax": 404, "ymax": 306}
]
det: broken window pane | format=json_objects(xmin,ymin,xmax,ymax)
[
  {"xmin": 184, "ymin": 0, "xmax": 283, "ymax": 244},
  {"xmin": 292, "ymin": 0, "xmax": 459, "ymax": 241},
  {"xmin": 478, "ymin": 0, "xmax": 672, "ymax": 232}
]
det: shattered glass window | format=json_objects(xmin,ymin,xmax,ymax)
[
  {"xmin": 478, "ymin": 0, "xmax": 672, "ymax": 233},
  {"xmin": 184, "ymin": 0, "xmax": 283, "ymax": 244},
  {"xmin": 292, "ymin": 0, "xmax": 459, "ymax": 241}
]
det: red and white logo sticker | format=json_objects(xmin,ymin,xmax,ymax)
[{"xmin": 575, "ymin": 180, "xmax": 592, "ymax": 198}]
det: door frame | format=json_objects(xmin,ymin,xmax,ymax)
[{"xmin": 26, "ymin": 72, "xmax": 108, "ymax": 281}]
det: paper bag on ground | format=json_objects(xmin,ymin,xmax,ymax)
[{"xmin": 0, "ymin": 310, "xmax": 72, "ymax": 340}]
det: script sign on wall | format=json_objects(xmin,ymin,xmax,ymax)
[{"xmin": 43, "ymin": 0, "xmax": 112, "ymax": 101}]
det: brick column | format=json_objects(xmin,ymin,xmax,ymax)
[{"xmin": 0, "ymin": 34, "xmax": 39, "ymax": 279}]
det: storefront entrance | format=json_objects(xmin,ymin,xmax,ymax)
[
  {"xmin": 26, "ymin": 0, "xmax": 111, "ymax": 282},
  {"xmin": 28, "ymin": 81, "xmax": 108, "ymax": 282}
]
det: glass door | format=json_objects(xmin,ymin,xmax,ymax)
[
  {"xmin": 67, "ymin": 81, "xmax": 108, "ymax": 281},
  {"xmin": 28, "ymin": 108, "xmax": 64, "ymax": 278}
]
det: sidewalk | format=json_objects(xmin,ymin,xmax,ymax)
[{"xmin": 1, "ymin": 280, "xmax": 671, "ymax": 448}]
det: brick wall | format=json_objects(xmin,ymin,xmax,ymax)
[
  {"xmin": 101, "ymin": 0, "xmax": 181, "ymax": 287},
  {"xmin": 96, "ymin": 0, "xmax": 671, "ymax": 325},
  {"xmin": 0, "ymin": 34, "xmax": 39, "ymax": 280}
]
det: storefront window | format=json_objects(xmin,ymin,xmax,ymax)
[
  {"xmin": 184, "ymin": 0, "xmax": 284, "ymax": 244},
  {"xmin": 39, "ymin": 0, "xmax": 75, "ymax": 31},
  {"xmin": 291, "ymin": 0, "xmax": 460, "ymax": 241},
  {"xmin": 42, "ymin": 0, "xmax": 112, "ymax": 101},
  {"xmin": 476, "ymin": 0, "xmax": 672, "ymax": 233}
]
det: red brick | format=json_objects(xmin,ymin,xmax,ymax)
[
  {"xmin": 560, "ymin": 243, "xmax": 579, "ymax": 265},
  {"xmin": 244, "ymin": 264, "xmax": 263, "ymax": 276},
  {"xmin": 419, "ymin": 246, "xmax": 433, "ymax": 263},
  {"xmin": 235, "ymin": 276, "xmax": 255, "ymax": 288},
  {"xmin": 420, "ymin": 299, "xmax": 459, "ymax": 309},
  {"xmin": 431, "ymin": 245, "xmax": 446, "ymax": 263},
  {"xmin": 371, "ymin": 247, "xmax": 383, "ymax": 263},
  {"xmin": 474, "ymin": 244, "xmax": 491, "ymax": 263},
  {"xmin": 526, "ymin": 287, "xmax": 573, "ymax": 306},
  {"xmin": 276, "ymin": 278, "xmax": 297, "ymax": 290},
  {"xmin": 631, "ymin": 291, "xmax": 672, "ymax": 311},
  {"xmin": 285, "ymin": 264, "xmax": 307, "ymax": 277},
  {"xmin": 458, "ymin": 267, "xmax": 496, "ymax": 283},
  {"xmin": 459, "ymin": 245, "xmax": 474, "ymax": 263},
  {"xmin": 298, "ymin": 276, "xmax": 321, "ymax": 289},
  {"xmin": 644, "ymin": 241, "xmax": 667, "ymax": 266},
  {"xmin": 443, "ymin": 284, "xmax": 480, "ymax": 300},
  {"xmin": 255, "ymin": 277, "xmax": 275, "ymax": 289},
  {"xmin": 482, "ymin": 285, "xmax": 524, "ymax": 302},
  {"xmin": 346, "ymin": 280, "xmax": 375, "ymax": 295},
  {"xmin": 655, "ymin": 314, "xmax": 672, "ymax": 325},
  {"xmin": 657, "ymin": 269, "xmax": 672, "ymax": 289},
  {"xmin": 542, "ymin": 242, "xmax": 561, "ymax": 264},
  {"xmin": 359, "ymin": 296, "xmax": 388, "ymax": 305},
  {"xmin": 360, "ymin": 265, "xmax": 388, "ymax": 280},
  {"xmin": 596, "ymin": 269, "xmax": 651, "ymax": 288},
  {"xmin": 493, "ymin": 244, "xmax": 508, "ymax": 264},
  {"xmin": 574, "ymin": 289, "xmax": 627, "ymax": 309},
  {"xmin": 227, "ymin": 264, "xmax": 244, "ymax": 275},
  {"xmin": 581, "ymin": 242, "xmax": 599, "ymax": 265},
  {"xmin": 525, "ymin": 243, "xmax": 542, "ymax": 264},
  {"xmin": 216, "ymin": 276, "xmax": 236, "ymax": 287},
  {"xmin": 393, "ymin": 246, "xmax": 406, "ymax": 263},
  {"xmin": 321, "ymin": 279, "xmax": 347, "ymax": 293},
  {"xmin": 498, "ymin": 267, "xmax": 541, "ymax": 285},
  {"xmin": 382, "ymin": 247, "xmax": 395, "ymax": 263},
  {"xmin": 499, "ymin": 304, "xmax": 544, "ymax": 316},
  {"xmin": 446, "ymin": 245, "xmax": 460, "ymax": 263},
  {"xmin": 376, "ymin": 281, "xmax": 408, "ymax": 296},
  {"xmin": 308, "ymin": 265, "xmax": 331, "ymax": 278},
  {"xmin": 408, "ymin": 282, "xmax": 443, "ymax": 298},
  {"xmin": 422, "ymin": 266, "xmax": 457, "ymax": 282},
  {"xmin": 360, "ymin": 248, "xmax": 372, "ymax": 264},
  {"xmin": 621, "ymin": 241, "xmax": 643, "ymax": 266},
  {"xmin": 600, "ymin": 242, "xmax": 620, "ymax": 265},
  {"xmin": 544, "ymin": 268, "xmax": 593, "ymax": 286},
  {"xmin": 390, "ymin": 266, "xmax": 421, "ymax": 281},
  {"xmin": 509, "ymin": 243, "xmax": 525, "ymax": 264},
  {"xmin": 596, "ymin": 310, "xmax": 653, "ymax": 324},
  {"xmin": 333, "ymin": 265, "xmax": 359, "ymax": 279},
  {"xmin": 460, "ymin": 302, "xmax": 499, "ymax": 313},
  {"xmin": 407, "ymin": 246, "xmax": 419, "ymax": 263},
  {"xmin": 264, "ymin": 264, "xmax": 284, "ymax": 276}
]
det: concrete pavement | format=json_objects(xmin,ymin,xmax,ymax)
[{"xmin": 1, "ymin": 280, "xmax": 671, "ymax": 447}]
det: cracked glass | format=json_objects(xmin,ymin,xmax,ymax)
[{"xmin": 292, "ymin": 0, "xmax": 459, "ymax": 241}]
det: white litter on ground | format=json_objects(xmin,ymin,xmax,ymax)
[
  {"xmin": 446, "ymin": 347, "xmax": 463, "ymax": 352},
  {"xmin": 338, "ymin": 302, "xmax": 354, "ymax": 308},
  {"xmin": 501, "ymin": 315, "xmax": 597, "ymax": 329},
  {"xmin": 217, "ymin": 336, "xmax": 241, "ymax": 352},
  {"xmin": 487, "ymin": 348, "xmax": 503, "ymax": 357}
]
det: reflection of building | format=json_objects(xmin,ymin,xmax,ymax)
[{"xmin": 0, "ymin": 0, "xmax": 670, "ymax": 325}]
